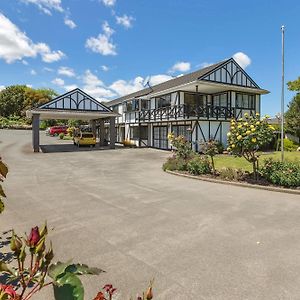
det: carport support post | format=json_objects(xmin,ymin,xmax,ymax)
[
  {"xmin": 32, "ymin": 113, "xmax": 40, "ymax": 152},
  {"xmin": 109, "ymin": 117, "xmax": 116, "ymax": 149},
  {"xmin": 90, "ymin": 120, "xmax": 96, "ymax": 137},
  {"xmin": 99, "ymin": 119, "xmax": 105, "ymax": 146}
]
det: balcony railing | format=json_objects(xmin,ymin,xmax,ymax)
[{"xmin": 138, "ymin": 104, "xmax": 235, "ymax": 122}]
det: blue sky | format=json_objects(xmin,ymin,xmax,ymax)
[{"xmin": 0, "ymin": 0, "xmax": 300, "ymax": 116}]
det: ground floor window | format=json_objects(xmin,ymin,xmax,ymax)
[
  {"xmin": 130, "ymin": 126, "xmax": 148, "ymax": 140},
  {"xmin": 172, "ymin": 125, "xmax": 191, "ymax": 141},
  {"xmin": 153, "ymin": 126, "xmax": 168, "ymax": 149}
]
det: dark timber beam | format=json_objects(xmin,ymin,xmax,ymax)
[
  {"xmin": 109, "ymin": 117, "xmax": 116, "ymax": 149},
  {"xmin": 32, "ymin": 114, "xmax": 40, "ymax": 152}
]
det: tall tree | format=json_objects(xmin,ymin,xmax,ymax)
[{"xmin": 286, "ymin": 77, "xmax": 300, "ymax": 142}]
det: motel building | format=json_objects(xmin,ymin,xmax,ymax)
[{"xmin": 105, "ymin": 58, "xmax": 269, "ymax": 151}]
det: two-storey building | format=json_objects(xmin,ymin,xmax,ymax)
[{"xmin": 105, "ymin": 58, "xmax": 269, "ymax": 151}]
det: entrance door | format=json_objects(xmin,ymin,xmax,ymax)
[{"xmin": 153, "ymin": 126, "xmax": 168, "ymax": 149}]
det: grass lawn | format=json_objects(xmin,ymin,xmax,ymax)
[{"xmin": 214, "ymin": 151, "xmax": 300, "ymax": 172}]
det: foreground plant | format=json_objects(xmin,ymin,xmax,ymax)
[
  {"xmin": 0, "ymin": 223, "xmax": 103, "ymax": 300},
  {"xmin": 168, "ymin": 133, "xmax": 193, "ymax": 160},
  {"xmin": 201, "ymin": 140, "xmax": 219, "ymax": 173},
  {"xmin": 0, "ymin": 157, "xmax": 8, "ymax": 214},
  {"xmin": 227, "ymin": 113, "xmax": 275, "ymax": 179}
]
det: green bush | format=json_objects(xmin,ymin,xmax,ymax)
[
  {"xmin": 219, "ymin": 167, "xmax": 245, "ymax": 181},
  {"xmin": 187, "ymin": 155, "xmax": 211, "ymax": 175},
  {"xmin": 215, "ymin": 140, "xmax": 224, "ymax": 154},
  {"xmin": 260, "ymin": 158, "xmax": 300, "ymax": 188},
  {"xmin": 275, "ymin": 138, "xmax": 299, "ymax": 152},
  {"xmin": 162, "ymin": 156, "xmax": 189, "ymax": 171},
  {"xmin": 59, "ymin": 133, "xmax": 65, "ymax": 139}
]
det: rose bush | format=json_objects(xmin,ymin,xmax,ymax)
[
  {"xmin": 226, "ymin": 113, "xmax": 275, "ymax": 179},
  {"xmin": 0, "ymin": 157, "xmax": 8, "ymax": 214},
  {"xmin": 168, "ymin": 133, "xmax": 193, "ymax": 160}
]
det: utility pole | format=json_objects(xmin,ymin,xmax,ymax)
[{"xmin": 281, "ymin": 25, "xmax": 285, "ymax": 162}]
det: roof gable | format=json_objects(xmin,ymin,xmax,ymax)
[
  {"xmin": 39, "ymin": 88, "xmax": 111, "ymax": 112},
  {"xmin": 199, "ymin": 58, "xmax": 260, "ymax": 88}
]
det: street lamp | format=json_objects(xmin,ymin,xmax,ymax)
[{"xmin": 281, "ymin": 25, "xmax": 285, "ymax": 162}]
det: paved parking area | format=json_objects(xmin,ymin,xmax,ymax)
[{"xmin": 0, "ymin": 129, "xmax": 300, "ymax": 299}]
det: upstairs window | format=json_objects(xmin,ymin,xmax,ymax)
[
  {"xmin": 124, "ymin": 99, "xmax": 139, "ymax": 112},
  {"xmin": 213, "ymin": 93, "xmax": 228, "ymax": 107},
  {"xmin": 156, "ymin": 94, "xmax": 171, "ymax": 108},
  {"xmin": 184, "ymin": 93, "xmax": 207, "ymax": 107},
  {"xmin": 140, "ymin": 99, "xmax": 150, "ymax": 110},
  {"xmin": 236, "ymin": 93, "xmax": 255, "ymax": 109}
]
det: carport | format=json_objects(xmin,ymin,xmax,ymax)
[{"xmin": 26, "ymin": 88, "xmax": 119, "ymax": 152}]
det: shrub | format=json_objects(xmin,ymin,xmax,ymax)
[
  {"xmin": 168, "ymin": 133, "xmax": 193, "ymax": 160},
  {"xmin": 215, "ymin": 140, "xmax": 224, "ymax": 154},
  {"xmin": 59, "ymin": 132, "xmax": 64, "ymax": 139},
  {"xmin": 0, "ymin": 158, "xmax": 8, "ymax": 214},
  {"xmin": 260, "ymin": 158, "xmax": 300, "ymax": 188},
  {"xmin": 219, "ymin": 167, "xmax": 245, "ymax": 181},
  {"xmin": 163, "ymin": 156, "xmax": 189, "ymax": 171},
  {"xmin": 275, "ymin": 138, "xmax": 299, "ymax": 152},
  {"xmin": 187, "ymin": 155, "xmax": 211, "ymax": 175},
  {"xmin": 201, "ymin": 139, "xmax": 219, "ymax": 173},
  {"xmin": 227, "ymin": 113, "xmax": 275, "ymax": 179}
]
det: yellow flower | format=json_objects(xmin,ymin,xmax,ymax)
[
  {"xmin": 246, "ymin": 130, "xmax": 251, "ymax": 135},
  {"xmin": 256, "ymin": 121, "xmax": 260, "ymax": 125},
  {"xmin": 231, "ymin": 144, "xmax": 235, "ymax": 148},
  {"xmin": 244, "ymin": 122, "xmax": 248, "ymax": 126},
  {"xmin": 238, "ymin": 125, "xmax": 242, "ymax": 129},
  {"xmin": 227, "ymin": 132, "xmax": 231, "ymax": 137},
  {"xmin": 239, "ymin": 118, "xmax": 243, "ymax": 121},
  {"xmin": 251, "ymin": 128, "xmax": 255, "ymax": 132},
  {"xmin": 244, "ymin": 112, "xmax": 249, "ymax": 117},
  {"xmin": 236, "ymin": 133, "xmax": 239, "ymax": 136},
  {"xmin": 250, "ymin": 125, "xmax": 254, "ymax": 129},
  {"xmin": 231, "ymin": 126, "xmax": 235, "ymax": 130},
  {"xmin": 269, "ymin": 125, "xmax": 275, "ymax": 130},
  {"xmin": 251, "ymin": 138, "xmax": 257, "ymax": 143},
  {"xmin": 237, "ymin": 135, "xmax": 242, "ymax": 140},
  {"xmin": 227, "ymin": 147, "xmax": 231, "ymax": 151},
  {"xmin": 256, "ymin": 112, "xmax": 260, "ymax": 116}
]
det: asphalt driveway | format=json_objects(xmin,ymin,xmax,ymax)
[{"xmin": 0, "ymin": 129, "xmax": 300, "ymax": 299}]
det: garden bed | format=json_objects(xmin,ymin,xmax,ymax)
[{"xmin": 165, "ymin": 169, "xmax": 300, "ymax": 195}]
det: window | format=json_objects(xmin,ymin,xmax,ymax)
[
  {"xmin": 130, "ymin": 126, "xmax": 148, "ymax": 140},
  {"xmin": 124, "ymin": 99, "xmax": 139, "ymax": 112},
  {"xmin": 140, "ymin": 99, "xmax": 150, "ymax": 110},
  {"xmin": 156, "ymin": 94, "xmax": 171, "ymax": 108},
  {"xmin": 236, "ymin": 93, "xmax": 255, "ymax": 109},
  {"xmin": 112, "ymin": 105, "xmax": 119, "ymax": 113},
  {"xmin": 213, "ymin": 93, "xmax": 228, "ymax": 107},
  {"xmin": 184, "ymin": 93, "xmax": 207, "ymax": 107},
  {"xmin": 172, "ymin": 125, "xmax": 191, "ymax": 141}
]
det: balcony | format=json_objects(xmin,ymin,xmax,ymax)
[{"xmin": 138, "ymin": 104, "xmax": 235, "ymax": 122}]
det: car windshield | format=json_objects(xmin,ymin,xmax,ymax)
[{"xmin": 82, "ymin": 133, "xmax": 94, "ymax": 138}]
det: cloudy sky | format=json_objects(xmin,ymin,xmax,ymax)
[{"xmin": 0, "ymin": 0, "xmax": 300, "ymax": 115}]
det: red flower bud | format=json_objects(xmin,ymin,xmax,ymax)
[{"xmin": 27, "ymin": 226, "xmax": 41, "ymax": 247}]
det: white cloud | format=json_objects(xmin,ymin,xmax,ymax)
[
  {"xmin": 116, "ymin": 14, "xmax": 134, "ymax": 29},
  {"xmin": 149, "ymin": 74, "xmax": 173, "ymax": 86},
  {"xmin": 30, "ymin": 69, "xmax": 37, "ymax": 75},
  {"xmin": 64, "ymin": 18, "xmax": 76, "ymax": 29},
  {"xmin": 43, "ymin": 67, "xmax": 54, "ymax": 72},
  {"xmin": 52, "ymin": 77, "xmax": 64, "ymax": 86},
  {"xmin": 22, "ymin": 59, "xmax": 29, "ymax": 65},
  {"xmin": 101, "ymin": 65, "xmax": 109, "ymax": 72},
  {"xmin": 85, "ymin": 22, "xmax": 117, "ymax": 56},
  {"xmin": 232, "ymin": 52, "xmax": 251, "ymax": 69},
  {"xmin": 64, "ymin": 84, "xmax": 78, "ymax": 91},
  {"xmin": 0, "ymin": 13, "xmax": 65, "ymax": 63},
  {"xmin": 26, "ymin": 84, "xmax": 33, "ymax": 88},
  {"xmin": 20, "ymin": 0, "xmax": 64, "ymax": 15},
  {"xmin": 82, "ymin": 70, "xmax": 116, "ymax": 99},
  {"xmin": 58, "ymin": 66, "xmax": 75, "ymax": 77},
  {"xmin": 169, "ymin": 61, "xmax": 191, "ymax": 73},
  {"xmin": 0, "ymin": 85, "xmax": 5, "ymax": 91},
  {"xmin": 101, "ymin": 0, "xmax": 116, "ymax": 7}
]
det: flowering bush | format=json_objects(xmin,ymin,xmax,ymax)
[
  {"xmin": 187, "ymin": 155, "xmax": 211, "ymax": 175},
  {"xmin": 168, "ymin": 133, "xmax": 193, "ymax": 160},
  {"xmin": 0, "ymin": 158, "xmax": 8, "ymax": 214},
  {"xmin": 200, "ymin": 140, "xmax": 220, "ymax": 173},
  {"xmin": 260, "ymin": 158, "xmax": 300, "ymax": 188},
  {"xmin": 227, "ymin": 113, "xmax": 275, "ymax": 178},
  {"xmin": 162, "ymin": 156, "xmax": 189, "ymax": 172},
  {"xmin": 0, "ymin": 223, "xmax": 103, "ymax": 300},
  {"xmin": 219, "ymin": 167, "xmax": 245, "ymax": 181}
]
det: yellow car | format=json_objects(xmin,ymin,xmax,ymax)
[{"xmin": 74, "ymin": 132, "xmax": 96, "ymax": 147}]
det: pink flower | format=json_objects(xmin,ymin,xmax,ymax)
[
  {"xmin": 0, "ymin": 284, "xmax": 17, "ymax": 298},
  {"xmin": 27, "ymin": 226, "xmax": 41, "ymax": 247}
]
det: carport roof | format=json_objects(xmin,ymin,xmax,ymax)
[{"xmin": 26, "ymin": 88, "xmax": 119, "ymax": 120}]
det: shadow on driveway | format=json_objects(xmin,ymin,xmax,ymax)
[{"xmin": 40, "ymin": 144, "xmax": 123, "ymax": 153}]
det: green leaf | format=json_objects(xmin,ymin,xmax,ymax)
[
  {"xmin": 65, "ymin": 264, "xmax": 105, "ymax": 276},
  {"xmin": 48, "ymin": 261, "xmax": 72, "ymax": 280},
  {"xmin": 53, "ymin": 272, "xmax": 84, "ymax": 300},
  {"xmin": 0, "ymin": 261, "xmax": 12, "ymax": 274},
  {"xmin": 0, "ymin": 184, "xmax": 6, "ymax": 198},
  {"xmin": 0, "ymin": 198, "xmax": 4, "ymax": 214},
  {"xmin": 0, "ymin": 161, "xmax": 8, "ymax": 178}
]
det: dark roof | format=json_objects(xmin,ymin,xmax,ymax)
[{"xmin": 106, "ymin": 59, "xmax": 229, "ymax": 106}]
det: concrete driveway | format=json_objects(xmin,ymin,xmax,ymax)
[{"xmin": 0, "ymin": 129, "xmax": 300, "ymax": 300}]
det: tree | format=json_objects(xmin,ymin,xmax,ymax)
[
  {"xmin": 286, "ymin": 78, "xmax": 300, "ymax": 143},
  {"xmin": 24, "ymin": 88, "xmax": 57, "ymax": 111},
  {"xmin": 227, "ymin": 113, "xmax": 275, "ymax": 179}
]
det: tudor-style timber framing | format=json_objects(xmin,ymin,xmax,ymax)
[{"xmin": 105, "ymin": 58, "xmax": 269, "ymax": 151}]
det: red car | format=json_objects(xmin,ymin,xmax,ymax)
[{"xmin": 49, "ymin": 126, "xmax": 68, "ymax": 136}]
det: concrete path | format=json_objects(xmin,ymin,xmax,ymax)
[{"xmin": 0, "ymin": 129, "xmax": 300, "ymax": 299}]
